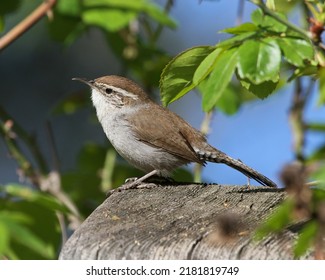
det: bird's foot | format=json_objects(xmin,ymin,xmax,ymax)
[{"xmin": 106, "ymin": 179, "xmax": 158, "ymax": 196}]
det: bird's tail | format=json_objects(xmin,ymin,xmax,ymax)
[{"xmin": 199, "ymin": 147, "xmax": 277, "ymax": 188}]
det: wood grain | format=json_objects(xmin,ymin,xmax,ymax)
[{"xmin": 59, "ymin": 184, "xmax": 311, "ymax": 260}]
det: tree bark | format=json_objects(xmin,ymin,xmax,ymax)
[{"xmin": 59, "ymin": 184, "xmax": 310, "ymax": 260}]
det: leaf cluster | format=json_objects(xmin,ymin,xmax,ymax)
[{"xmin": 160, "ymin": 8, "xmax": 316, "ymax": 113}]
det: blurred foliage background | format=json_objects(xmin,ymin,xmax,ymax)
[{"xmin": 0, "ymin": 0, "xmax": 325, "ymax": 259}]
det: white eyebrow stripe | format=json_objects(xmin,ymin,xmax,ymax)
[{"xmin": 99, "ymin": 84, "xmax": 139, "ymax": 100}]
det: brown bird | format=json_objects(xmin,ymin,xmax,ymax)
[{"xmin": 73, "ymin": 75, "xmax": 277, "ymax": 188}]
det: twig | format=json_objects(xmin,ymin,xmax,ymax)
[
  {"xmin": 0, "ymin": 0, "xmax": 57, "ymax": 51},
  {"xmin": 289, "ymin": 78, "xmax": 307, "ymax": 161},
  {"xmin": 288, "ymin": 78, "xmax": 314, "ymax": 161},
  {"xmin": 236, "ymin": 0, "xmax": 245, "ymax": 26},
  {"xmin": 252, "ymin": 0, "xmax": 311, "ymax": 42},
  {"xmin": 0, "ymin": 120, "xmax": 40, "ymax": 186},
  {"xmin": 152, "ymin": 0, "xmax": 174, "ymax": 42},
  {"xmin": 0, "ymin": 106, "xmax": 48, "ymax": 174},
  {"xmin": 46, "ymin": 121, "xmax": 60, "ymax": 172}
]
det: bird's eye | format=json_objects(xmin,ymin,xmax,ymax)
[{"xmin": 105, "ymin": 88, "xmax": 113, "ymax": 94}]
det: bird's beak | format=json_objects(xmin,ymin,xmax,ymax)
[{"xmin": 72, "ymin": 77, "xmax": 94, "ymax": 87}]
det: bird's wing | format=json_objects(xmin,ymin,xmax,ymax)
[{"xmin": 126, "ymin": 105, "xmax": 204, "ymax": 164}]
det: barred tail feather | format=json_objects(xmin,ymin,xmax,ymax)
[
  {"xmin": 220, "ymin": 156, "xmax": 277, "ymax": 188},
  {"xmin": 198, "ymin": 148, "xmax": 277, "ymax": 188}
]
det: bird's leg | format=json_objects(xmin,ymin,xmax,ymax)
[
  {"xmin": 238, "ymin": 158, "xmax": 251, "ymax": 189},
  {"xmin": 107, "ymin": 170, "xmax": 159, "ymax": 195}
]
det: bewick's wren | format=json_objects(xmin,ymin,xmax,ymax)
[{"xmin": 73, "ymin": 75, "xmax": 277, "ymax": 188}]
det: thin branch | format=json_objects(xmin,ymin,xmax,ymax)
[
  {"xmin": 0, "ymin": 106, "xmax": 48, "ymax": 174},
  {"xmin": 289, "ymin": 78, "xmax": 306, "ymax": 161},
  {"xmin": 0, "ymin": 120, "xmax": 40, "ymax": 187},
  {"xmin": 236, "ymin": 0, "xmax": 245, "ymax": 26},
  {"xmin": 46, "ymin": 121, "xmax": 60, "ymax": 172},
  {"xmin": 0, "ymin": 0, "xmax": 57, "ymax": 51},
  {"xmin": 152, "ymin": 0, "xmax": 174, "ymax": 42},
  {"xmin": 253, "ymin": 0, "xmax": 311, "ymax": 42}
]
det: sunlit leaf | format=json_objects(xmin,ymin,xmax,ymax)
[
  {"xmin": 193, "ymin": 47, "xmax": 222, "ymax": 85},
  {"xmin": 82, "ymin": 9, "xmax": 136, "ymax": 31},
  {"xmin": 202, "ymin": 48, "xmax": 239, "ymax": 112},
  {"xmin": 0, "ymin": 211, "xmax": 56, "ymax": 259},
  {"xmin": 221, "ymin": 23, "xmax": 258, "ymax": 35},
  {"xmin": 3, "ymin": 184, "xmax": 69, "ymax": 214},
  {"xmin": 55, "ymin": 0, "xmax": 81, "ymax": 16},
  {"xmin": 160, "ymin": 46, "xmax": 215, "ymax": 106},
  {"xmin": 271, "ymin": 0, "xmax": 300, "ymax": 13},
  {"xmin": 217, "ymin": 32, "xmax": 256, "ymax": 49},
  {"xmin": 83, "ymin": 0, "xmax": 176, "ymax": 28},
  {"xmin": 277, "ymin": 38, "xmax": 314, "ymax": 67},
  {"xmin": 251, "ymin": 8, "xmax": 287, "ymax": 33},
  {"xmin": 237, "ymin": 38, "xmax": 281, "ymax": 84},
  {"xmin": 0, "ymin": 221, "xmax": 10, "ymax": 253}
]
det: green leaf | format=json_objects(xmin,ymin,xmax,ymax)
[
  {"xmin": 237, "ymin": 38, "xmax": 281, "ymax": 84},
  {"xmin": 240, "ymin": 79, "xmax": 278, "ymax": 99},
  {"xmin": 271, "ymin": 0, "xmax": 300, "ymax": 13},
  {"xmin": 255, "ymin": 199, "xmax": 295, "ymax": 240},
  {"xmin": 0, "ymin": 16, "xmax": 4, "ymax": 32},
  {"xmin": 217, "ymin": 32, "xmax": 256, "ymax": 49},
  {"xmin": 311, "ymin": 165, "xmax": 325, "ymax": 190},
  {"xmin": 3, "ymin": 184, "xmax": 69, "ymax": 214},
  {"xmin": 277, "ymin": 38, "xmax": 314, "ymax": 67},
  {"xmin": 203, "ymin": 83, "xmax": 243, "ymax": 115},
  {"xmin": 82, "ymin": 8, "xmax": 137, "ymax": 31},
  {"xmin": 0, "ymin": 212, "xmax": 54, "ymax": 259},
  {"xmin": 308, "ymin": 144, "xmax": 325, "ymax": 162},
  {"xmin": 307, "ymin": 123, "xmax": 325, "ymax": 133},
  {"xmin": 160, "ymin": 46, "xmax": 215, "ymax": 106},
  {"xmin": 266, "ymin": 0, "xmax": 275, "ymax": 10},
  {"xmin": 55, "ymin": 0, "xmax": 81, "ymax": 16},
  {"xmin": 287, "ymin": 66, "xmax": 318, "ymax": 82},
  {"xmin": 294, "ymin": 221, "xmax": 318, "ymax": 258},
  {"xmin": 83, "ymin": 0, "xmax": 176, "ymax": 28},
  {"xmin": 0, "ymin": 221, "xmax": 10, "ymax": 253},
  {"xmin": 221, "ymin": 23, "xmax": 258, "ymax": 35},
  {"xmin": 202, "ymin": 48, "xmax": 239, "ymax": 112},
  {"xmin": 193, "ymin": 48, "xmax": 222, "ymax": 85},
  {"xmin": 318, "ymin": 67, "xmax": 325, "ymax": 106},
  {"xmin": 251, "ymin": 8, "xmax": 287, "ymax": 33},
  {"xmin": 251, "ymin": 8, "xmax": 264, "ymax": 26},
  {"xmin": 61, "ymin": 143, "xmax": 108, "ymax": 213},
  {"xmin": 0, "ymin": 211, "xmax": 56, "ymax": 259}
]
